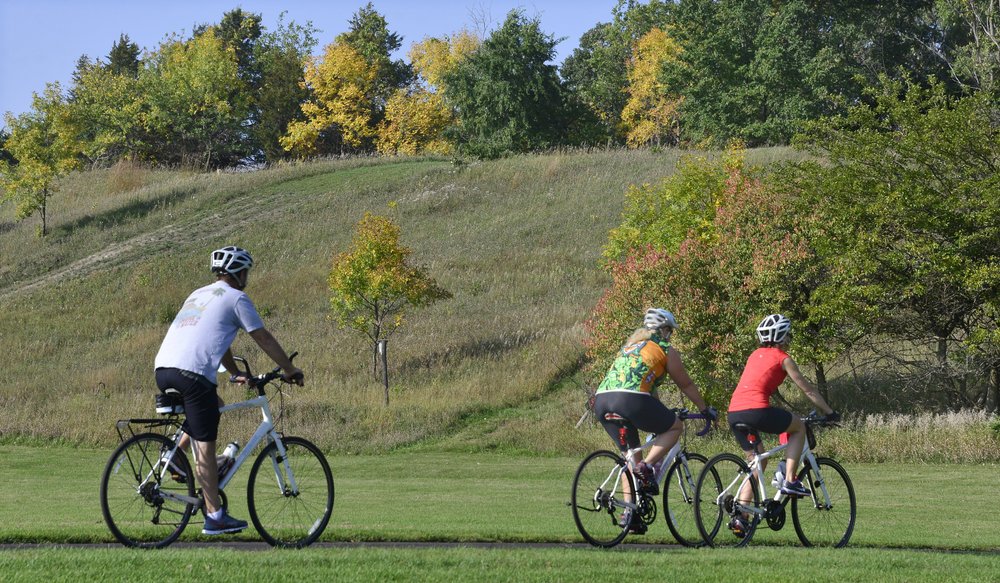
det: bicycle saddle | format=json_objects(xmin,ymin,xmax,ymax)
[{"xmin": 731, "ymin": 422, "xmax": 762, "ymax": 445}]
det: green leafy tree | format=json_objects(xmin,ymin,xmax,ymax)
[
  {"xmin": 329, "ymin": 212, "xmax": 451, "ymax": 404},
  {"xmin": 141, "ymin": 29, "xmax": 249, "ymax": 168},
  {"xmin": 107, "ymin": 33, "xmax": 141, "ymax": 77},
  {"xmin": 662, "ymin": 0, "xmax": 952, "ymax": 146},
  {"xmin": 589, "ymin": 154, "xmax": 841, "ymax": 401},
  {"xmin": 929, "ymin": 0, "xmax": 1000, "ymax": 96},
  {"xmin": 442, "ymin": 10, "xmax": 568, "ymax": 158},
  {"xmin": 65, "ymin": 62, "xmax": 148, "ymax": 165},
  {"xmin": 252, "ymin": 13, "xmax": 317, "ymax": 163},
  {"xmin": 791, "ymin": 77, "xmax": 1000, "ymax": 409},
  {"xmin": 337, "ymin": 2, "xmax": 412, "ymax": 102},
  {"xmin": 0, "ymin": 84, "xmax": 81, "ymax": 235},
  {"xmin": 560, "ymin": 1, "xmax": 674, "ymax": 144},
  {"xmin": 602, "ymin": 153, "xmax": 727, "ymax": 263},
  {"xmin": 561, "ymin": 22, "xmax": 629, "ymax": 143}
]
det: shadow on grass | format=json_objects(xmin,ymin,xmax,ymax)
[{"xmin": 49, "ymin": 186, "xmax": 198, "ymax": 239}]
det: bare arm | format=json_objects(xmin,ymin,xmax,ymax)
[
  {"xmin": 782, "ymin": 357, "xmax": 833, "ymax": 414},
  {"xmin": 248, "ymin": 327, "xmax": 304, "ymax": 385},
  {"xmin": 666, "ymin": 347, "xmax": 709, "ymax": 411}
]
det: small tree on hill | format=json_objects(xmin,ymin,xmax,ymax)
[
  {"xmin": 0, "ymin": 83, "xmax": 81, "ymax": 236},
  {"xmin": 329, "ymin": 212, "xmax": 451, "ymax": 404}
]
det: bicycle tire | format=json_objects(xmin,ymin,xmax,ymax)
[
  {"xmin": 663, "ymin": 452, "xmax": 713, "ymax": 547},
  {"xmin": 694, "ymin": 452, "xmax": 760, "ymax": 548},
  {"xmin": 570, "ymin": 450, "xmax": 634, "ymax": 548},
  {"xmin": 791, "ymin": 457, "xmax": 856, "ymax": 547},
  {"xmin": 100, "ymin": 432, "xmax": 195, "ymax": 548},
  {"xmin": 247, "ymin": 436, "xmax": 334, "ymax": 548}
]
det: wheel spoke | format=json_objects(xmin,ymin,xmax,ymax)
[{"xmin": 101, "ymin": 434, "xmax": 195, "ymax": 548}]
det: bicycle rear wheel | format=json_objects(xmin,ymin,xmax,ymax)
[
  {"xmin": 247, "ymin": 436, "xmax": 334, "ymax": 548},
  {"xmin": 663, "ymin": 452, "xmax": 713, "ymax": 547},
  {"xmin": 570, "ymin": 450, "xmax": 634, "ymax": 548},
  {"xmin": 100, "ymin": 433, "xmax": 195, "ymax": 548},
  {"xmin": 791, "ymin": 457, "xmax": 856, "ymax": 547},
  {"xmin": 694, "ymin": 453, "xmax": 759, "ymax": 548}
]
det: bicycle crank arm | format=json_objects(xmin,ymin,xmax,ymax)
[{"xmin": 159, "ymin": 491, "xmax": 202, "ymax": 507}]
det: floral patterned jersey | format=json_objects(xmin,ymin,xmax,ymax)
[{"xmin": 596, "ymin": 333, "xmax": 671, "ymax": 395}]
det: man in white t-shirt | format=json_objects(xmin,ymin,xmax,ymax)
[{"xmin": 154, "ymin": 246, "xmax": 303, "ymax": 535}]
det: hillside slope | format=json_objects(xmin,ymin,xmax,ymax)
[{"xmin": 0, "ymin": 150, "xmax": 778, "ymax": 452}]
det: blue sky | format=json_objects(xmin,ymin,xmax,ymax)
[{"xmin": 0, "ymin": 0, "xmax": 617, "ymax": 125}]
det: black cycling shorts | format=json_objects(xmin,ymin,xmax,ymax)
[
  {"xmin": 727, "ymin": 407, "xmax": 793, "ymax": 452},
  {"xmin": 155, "ymin": 367, "xmax": 220, "ymax": 442},
  {"xmin": 594, "ymin": 391, "xmax": 677, "ymax": 452}
]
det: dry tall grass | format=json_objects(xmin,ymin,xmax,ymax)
[
  {"xmin": 3, "ymin": 149, "xmax": 997, "ymax": 462},
  {"xmin": 0, "ymin": 150, "xmax": 692, "ymax": 452}
]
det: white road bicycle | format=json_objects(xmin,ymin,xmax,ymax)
[
  {"xmin": 570, "ymin": 408, "xmax": 714, "ymax": 548},
  {"xmin": 693, "ymin": 413, "xmax": 856, "ymax": 548},
  {"xmin": 100, "ymin": 353, "xmax": 334, "ymax": 548}
]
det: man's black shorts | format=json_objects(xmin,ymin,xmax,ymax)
[{"xmin": 155, "ymin": 367, "xmax": 220, "ymax": 441}]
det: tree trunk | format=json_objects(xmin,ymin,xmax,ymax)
[
  {"xmin": 41, "ymin": 188, "xmax": 48, "ymax": 236},
  {"xmin": 814, "ymin": 361, "xmax": 828, "ymax": 401}
]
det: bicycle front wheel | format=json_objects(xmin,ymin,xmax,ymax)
[
  {"xmin": 791, "ymin": 457, "xmax": 856, "ymax": 547},
  {"xmin": 247, "ymin": 436, "xmax": 334, "ymax": 547},
  {"xmin": 570, "ymin": 450, "xmax": 634, "ymax": 548},
  {"xmin": 663, "ymin": 452, "xmax": 713, "ymax": 547},
  {"xmin": 100, "ymin": 433, "xmax": 195, "ymax": 548},
  {"xmin": 694, "ymin": 453, "xmax": 759, "ymax": 548}
]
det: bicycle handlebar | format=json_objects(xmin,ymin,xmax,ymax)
[
  {"xmin": 231, "ymin": 352, "xmax": 299, "ymax": 394},
  {"xmin": 803, "ymin": 411, "xmax": 841, "ymax": 429},
  {"xmin": 675, "ymin": 407, "xmax": 716, "ymax": 437}
]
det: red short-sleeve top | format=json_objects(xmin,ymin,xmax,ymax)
[{"xmin": 728, "ymin": 347, "xmax": 789, "ymax": 412}]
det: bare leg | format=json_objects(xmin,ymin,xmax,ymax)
[
  {"xmin": 643, "ymin": 417, "xmax": 682, "ymax": 466},
  {"xmin": 783, "ymin": 417, "xmax": 806, "ymax": 480},
  {"xmin": 194, "ymin": 439, "xmax": 221, "ymax": 514}
]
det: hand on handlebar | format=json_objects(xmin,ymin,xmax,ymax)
[
  {"xmin": 694, "ymin": 406, "xmax": 717, "ymax": 437},
  {"xmin": 282, "ymin": 368, "xmax": 305, "ymax": 386}
]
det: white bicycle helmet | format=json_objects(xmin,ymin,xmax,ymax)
[
  {"xmin": 756, "ymin": 314, "xmax": 792, "ymax": 344},
  {"xmin": 643, "ymin": 308, "xmax": 678, "ymax": 332},
  {"xmin": 211, "ymin": 246, "xmax": 253, "ymax": 276}
]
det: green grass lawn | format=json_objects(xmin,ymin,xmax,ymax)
[
  {"xmin": 2, "ymin": 444, "xmax": 997, "ymax": 550},
  {"xmin": 2, "ymin": 445, "xmax": 999, "ymax": 581}
]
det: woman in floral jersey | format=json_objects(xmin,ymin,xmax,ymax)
[{"xmin": 593, "ymin": 308, "xmax": 716, "ymax": 524}]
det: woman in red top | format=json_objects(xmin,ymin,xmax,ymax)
[{"xmin": 727, "ymin": 314, "xmax": 837, "ymax": 529}]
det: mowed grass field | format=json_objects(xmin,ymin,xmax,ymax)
[{"xmin": 1, "ymin": 445, "xmax": 999, "ymax": 581}]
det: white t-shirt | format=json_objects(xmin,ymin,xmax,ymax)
[{"xmin": 154, "ymin": 280, "xmax": 265, "ymax": 381}]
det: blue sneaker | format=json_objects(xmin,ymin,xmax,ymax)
[
  {"xmin": 780, "ymin": 478, "xmax": 811, "ymax": 497},
  {"xmin": 202, "ymin": 511, "xmax": 248, "ymax": 535}
]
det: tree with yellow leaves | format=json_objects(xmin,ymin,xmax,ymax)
[
  {"xmin": 376, "ymin": 89, "xmax": 453, "ymax": 155},
  {"xmin": 280, "ymin": 41, "xmax": 378, "ymax": 156},
  {"xmin": 329, "ymin": 212, "xmax": 451, "ymax": 404},
  {"xmin": 621, "ymin": 27, "xmax": 684, "ymax": 148},
  {"xmin": 372, "ymin": 30, "xmax": 480, "ymax": 156},
  {"xmin": 408, "ymin": 30, "xmax": 480, "ymax": 92}
]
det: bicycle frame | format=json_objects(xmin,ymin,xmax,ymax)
[
  {"xmin": 722, "ymin": 433, "xmax": 834, "ymax": 519},
  {"xmin": 152, "ymin": 391, "xmax": 297, "ymax": 508}
]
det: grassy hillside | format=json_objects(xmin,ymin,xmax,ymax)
[{"xmin": 3, "ymin": 149, "xmax": 742, "ymax": 452}]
